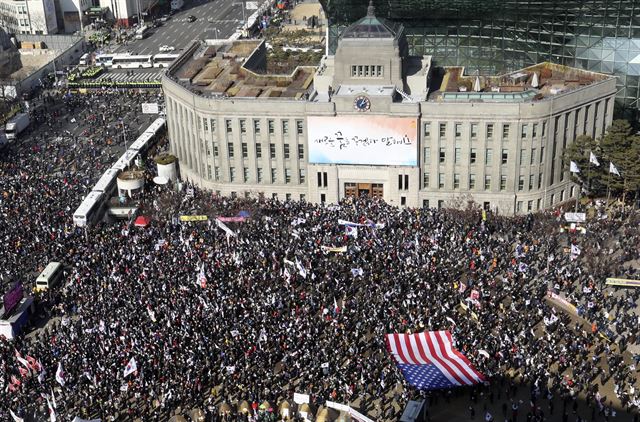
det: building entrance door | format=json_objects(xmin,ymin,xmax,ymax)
[{"xmin": 344, "ymin": 183, "xmax": 383, "ymax": 198}]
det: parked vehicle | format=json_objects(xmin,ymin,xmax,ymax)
[{"xmin": 4, "ymin": 113, "xmax": 30, "ymax": 140}]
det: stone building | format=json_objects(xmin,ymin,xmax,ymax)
[{"xmin": 162, "ymin": 4, "xmax": 616, "ymax": 214}]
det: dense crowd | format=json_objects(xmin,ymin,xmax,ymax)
[{"xmin": 1, "ymin": 91, "xmax": 640, "ymax": 422}]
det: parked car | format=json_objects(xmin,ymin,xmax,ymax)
[
  {"xmin": 187, "ymin": 15, "xmax": 196, "ymax": 22},
  {"xmin": 159, "ymin": 45, "xmax": 175, "ymax": 52}
]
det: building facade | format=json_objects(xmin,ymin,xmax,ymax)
[
  {"xmin": 162, "ymin": 5, "xmax": 616, "ymax": 214},
  {"xmin": 323, "ymin": 0, "xmax": 640, "ymax": 120},
  {"xmin": 0, "ymin": 0, "xmax": 58, "ymax": 34}
]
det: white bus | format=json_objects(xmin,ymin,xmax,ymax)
[
  {"xmin": 135, "ymin": 25, "xmax": 151, "ymax": 39},
  {"xmin": 73, "ymin": 191, "xmax": 104, "ymax": 227},
  {"xmin": 152, "ymin": 53, "xmax": 179, "ymax": 68},
  {"xmin": 95, "ymin": 54, "xmax": 114, "ymax": 67},
  {"xmin": 110, "ymin": 54, "xmax": 153, "ymax": 69},
  {"xmin": 35, "ymin": 262, "xmax": 63, "ymax": 292},
  {"xmin": 92, "ymin": 168, "xmax": 119, "ymax": 197}
]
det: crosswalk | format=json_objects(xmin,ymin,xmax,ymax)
[{"xmin": 96, "ymin": 71, "xmax": 164, "ymax": 83}]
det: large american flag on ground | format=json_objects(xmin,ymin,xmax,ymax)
[{"xmin": 386, "ymin": 331, "xmax": 486, "ymax": 390}]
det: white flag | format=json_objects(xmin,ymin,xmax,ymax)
[
  {"xmin": 51, "ymin": 388, "xmax": 57, "ymax": 409},
  {"xmin": 589, "ymin": 152, "xmax": 600, "ymax": 166},
  {"xmin": 571, "ymin": 244, "xmax": 581, "ymax": 256},
  {"xmin": 338, "ymin": 219, "xmax": 363, "ymax": 227},
  {"xmin": 345, "ymin": 225, "xmax": 358, "ymax": 238},
  {"xmin": 215, "ymin": 218, "xmax": 236, "ymax": 237},
  {"xmin": 46, "ymin": 396, "xmax": 56, "ymax": 422},
  {"xmin": 55, "ymin": 362, "xmax": 65, "ymax": 386},
  {"xmin": 609, "ymin": 162, "xmax": 620, "ymax": 176},
  {"xmin": 9, "ymin": 410, "xmax": 24, "ymax": 422},
  {"xmin": 350, "ymin": 268, "xmax": 363, "ymax": 277},
  {"xmin": 124, "ymin": 357, "xmax": 137, "ymax": 377},
  {"xmin": 295, "ymin": 258, "xmax": 307, "ymax": 279},
  {"xmin": 570, "ymin": 161, "xmax": 580, "ymax": 173}
]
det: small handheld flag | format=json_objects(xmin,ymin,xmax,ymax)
[
  {"xmin": 124, "ymin": 357, "xmax": 137, "ymax": 377},
  {"xmin": 589, "ymin": 152, "xmax": 599, "ymax": 166}
]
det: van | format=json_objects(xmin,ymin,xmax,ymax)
[
  {"xmin": 35, "ymin": 262, "xmax": 63, "ymax": 292},
  {"xmin": 79, "ymin": 53, "xmax": 90, "ymax": 66}
]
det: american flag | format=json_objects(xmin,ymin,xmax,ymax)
[{"xmin": 386, "ymin": 331, "xmax": 486, "ymax": 390}]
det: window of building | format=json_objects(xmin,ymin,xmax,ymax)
[
  {"xmin": 203, "ymin": 118, "xmax": 208, "ymax": 132},
  {"xmin": 282, "ymin": 120, "xmax": 289, "ymax": 135},
  {"xmin": 438, "ymin": 200, "xmax": 444, "ymax": 209},
  {"xmin": 299, "ymin": 168, "xmax": 306, "ymax": 183},
  {"xmin": 542, "ymin": 121, "xmax": 547, "ymax": 136},
  {"xmin": 285, "ymin": 168, "xmax": 292, "ymax": 183},
  {"xmin": 215, "ymin": 167, "xmax": 220, "ymax": 180},
  {"xmin": 423, "ymin": 173, "xmax": 430, "ymax": 188},
  {"xmin": 530, "ymin": 148, "xmax": 536, "ymax": 165},
  {"xmin": 538, "ymin": 173, "xmax": 543, "ymax": 189},
  {"xmin": 469, "ymin": 174, "xmax": 476, "ymax": 189},
  {"xmin": 320, "ymin": 193, "xmax": 326, "ymax": 203},
  {"xmin": 470, "ymin": 148, "xmax": 477, "ymax": 164},
  {"xmin": 296, "ymin": 120, "xmax": 304, "ymax": 135},
  {"xmin": 438, "ymin": 173, "xmax": 445, "ymax": 189},
  {"xmin": 454, "ymin": 147, "xmax": 461, "ymax": 164},
  {"xmin": 439, "ymin": 147, "xmax": 446, "ymax": 163},
  {"xmin": 271, "ymin": 168, "xmax": 277, "ymax": 183},
  {"xmin": 485, "ymin": 148, "xmax": 493, "ymax": 165},
  {"xmin": 401, "ymin": 196, "xmax": 407, "ymax": 206},
  {"xmin": 225, "ymin": 119, "xmax": 232, "ymax": 133},
  {"xmin": 540, "ymin": 147, "xmax": 545, "ymax": 164},
  {"xmin": 240, "ymin": 119, "xmax": 247, "ymax": 134},
  {"xmin": 517, "ymin": 201, "xmax": 523, "ymax": 212},
  {"xmin": 423, "ymin": 123, "xmax": 431, "ymax": 138},
  {"xmin": 284, "ymin": 144, "xmax": 290, "ymax": 159},
  {"xmin": 298, "ymin": 144, "xmax": 304, "ymax": 159},
  {"xmin": 470, "ymin": 123, "xmax": 478, "ymax": 139},
  {"xmin": 317, "ymin": 172, "xmax": 328, "ymax": 187},
  {"xmin": 256, "ymin": 143, "xmax": 262, "ymax": 158},
  {"xmin": 242, "ymin": 143, "xmax": 248, "ymax": 158},
  {"xmin": 501, "ymin": 149, "xmax": 508, "ymax": 164},
  {"xmin": 521, "ymin": 124, "xmax": 528, "ymax": 139},
  {"xmin": 532, "ymin": 123, "xmax": 538, "ymax": 138},
  {"xmin": 500, "ymin": 175, "xmax": 507, "ymax": 191},
  {"xmin": 257, "ymin": 167, "xmax": 263, "ymax": 182},
  {"xmin": 484, "ymin": 175, "xmax": 491, "ymax": 190},
  {"xmin": 300, "ymin": 194, "xmax": 306, "ymax": 201},
  {"xmin": 230, "ymin": 167, "xmax": 236, "ymax": 182},
  {"xmin": 502, "ymin": 124, "xmax": 510, "ymax": 139},
  {"xmin": 423, "ymin": 199, "xmax": 430, "ymax": 208},
  {"xmin": 527, "ymin": 200, "xmax": 533, "ymax": 212},
  {"xmin": 518, "ymin": 176, "xmax": 524, "ymax": 191},
  {"xmin": 210, "ymin": 119, "xmax": 216, "ymax": 132},
  {"xmin": 486, "ymin": 124, "xmax": 494, "ymax": 139},
  {"xmin": 424, "ymin": 147, "xmax": 431, "ymax": 163},
  {"xmin": 207, "ymin": 165, "xmax": 212, "ymax": 179},
  {"xmin": 268, "ymin": 120, "xmax": 275, "ymax": 135},
  {"xmin": 323, "ymin": 172, "xmax": 328, "ymax": 187},
  {"xmin": 270, "ymin": 143, "xmax": 276, "ymax": 159},
  {"xmin": 254, "ymin": 120, "xmax": 261, "ymax": 134},
  {"xmin": 529, "ymin": 174, "xmax": 534, "ymax": 190},
  {"xmin": 454, "ymin": 173, "xmax": 460, "ymax": 189},
  {"xmin": 243, "ymin": 167, "xmax": 249, "ymax": 182},
  {"xmin": 455, "ymin": 123, "xmax": 462, "ymax": 138},
  {"xmin": 439, "ymin": 123, "xmax": 446, "ymax": 138},
  {"xmin": 228, "ymin": 142, "xmax": 234, "ymax": 158}
]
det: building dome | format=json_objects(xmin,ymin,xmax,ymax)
[{"xmin": 340, "ymin": 0, "xmax": 398, "ymax": 39}]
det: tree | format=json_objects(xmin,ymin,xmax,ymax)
[{"xmin": 564, "ymin": 120, "xmax": 640, "ymax": 202}]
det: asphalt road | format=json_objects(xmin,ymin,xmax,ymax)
[{"xmin": 115, "ymin": 0, "xmax": 252, "ymax": 56}]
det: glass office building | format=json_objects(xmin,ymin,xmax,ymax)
[{"xmin": 323, "ymin": 0, "xmax": 640, "ymax": 120}]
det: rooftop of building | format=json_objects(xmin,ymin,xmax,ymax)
[
  {"xmin": 430, "ymin": 62, "xmax": 613, "ymax": 103},
  {"xmin": 167, "ymin": 40, "xmax": 316, "ymax": 100},
  {"xmin": 340, "ymin": 1, "xmax": 401, "ymax": 40}
]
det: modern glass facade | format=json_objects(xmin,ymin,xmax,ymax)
[{"xmin": 323, "ymin": 0, "xmax": 640, "ymax": 120}]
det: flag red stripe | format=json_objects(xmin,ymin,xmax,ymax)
[
  {"xmin": 433, "ymin": 331, "xmax": 476, "ymax": 385},
  {"xmin": 444, "ymin": 331, "xmax": 486, "ymax": 382},
  {"xmin": 423, "ymin": 331, "xmax": 466, "ymax": 386},
  {"xmin": 393, "ymin": 333, "xmax": 415, "ymax": 364},
  {"xmin": 403, "ymin": 333, "xmax": 424, "ymax": 365}
]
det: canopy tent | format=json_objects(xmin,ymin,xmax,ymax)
[{"xmin": 134, "ymin": 215, "xmax": 151, "ymax": 227}]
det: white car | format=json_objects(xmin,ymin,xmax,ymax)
[{"xmin": 159, "ymin": 45, "xmax": 175, "ymax": 52}]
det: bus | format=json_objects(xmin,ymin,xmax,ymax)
[
  {"xmin": 135, "ymin": 25, "xmax": 151, "ymax": 39},
  {"xmin": 110, "ymin": 54, "xmax": 153, "ymax": 69},
  {"xmin": 95, "ymin": 54, "xmax": 114, "ymax": 67},
  {"xmin": 35, "ymin": 262, "xmax": 63, "ymax": 292},
  {"xmin": 73, "ymin": 191, "xmax": 104, "ymax": 227},
  {"xmin": 92, "ymin": 168, "xmax": 119, "ymax": 197},
  {"xmin": 152, "ymin": 53, "xmax": 179, "ymax": 68}
]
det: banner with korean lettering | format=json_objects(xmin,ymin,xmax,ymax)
[{"xmin": 307, "ymin": 116, "xmax": 418, "ymax": 166}]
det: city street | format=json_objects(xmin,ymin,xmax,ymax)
[{"xmin": 114, "ymin": 0, "xmax": 255, "ymax": 56}]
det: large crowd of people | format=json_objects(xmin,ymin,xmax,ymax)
[{"xmin": 1, "ymin": 90, "xmax": 640, "ymax": 422}]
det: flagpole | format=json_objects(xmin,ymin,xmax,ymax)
[{"xmin": 606, "ymin": 170, "xmax": 612, "ymax": 205}]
